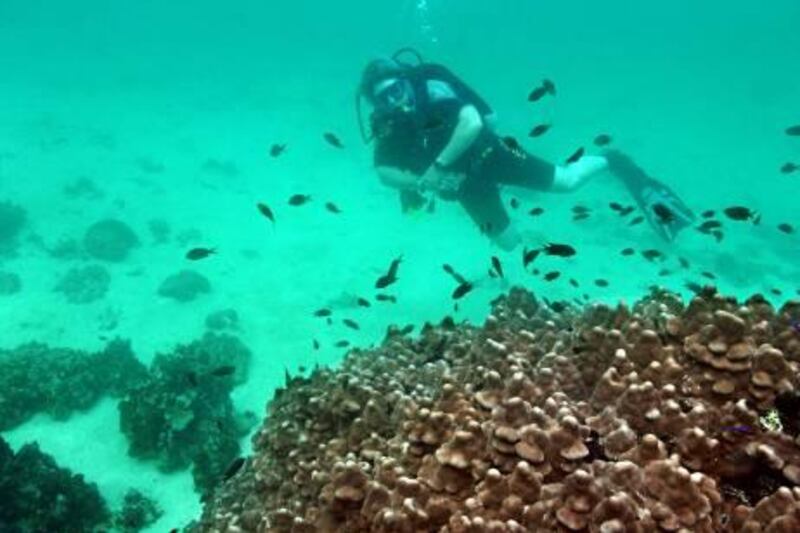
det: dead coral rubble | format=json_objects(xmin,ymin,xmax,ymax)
[{"xmin": 196, "ymin": 287, "xmax": 800, "ymax": 532}]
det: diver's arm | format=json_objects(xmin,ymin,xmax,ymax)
[
  {"xmin": 550, "ymin": 155, "xmax": 608, "ymax": 192},
  {"xmin": 435, "ymin": 105, "xmax": 483, "ymax": 167},
  {"xmin": 376, "ymin": 166, "xmax": 421, "ymax": 191}
]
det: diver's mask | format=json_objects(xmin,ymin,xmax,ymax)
[{"xmin": 373, "ymin": 77, "xmax": 414, "ymax": 112}]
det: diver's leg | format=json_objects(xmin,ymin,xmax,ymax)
[
  {"xmin": 458, "ymin": 177, "xmax": 520, "ymax": 251},
  {"xmin": 481, "ymin": 141, "xmax": 605, "ymax": 192},
  {"xmin": 550, "ymin": 156, "xmax": 608, "ymax": 192}
]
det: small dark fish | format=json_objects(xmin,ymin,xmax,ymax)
[
  {"xmin": 256, "ymin": 202, "xmax": 275, "ymax": 223},
  {"xmin": 323, "ymin": 132, "xmax": 344, "ymax": 148},
  {"xmin": 629, "ymin": 216, "xmax": 645, "ymax": 226},
  {"xmin": 565, "ymin": 147, "xmax": 585, "ymax": 165},
  {"xmin": 375, "ymin": 294, "xmax": 397, "ymax": 303},
  {"xmin": 313, "ymin": 339, "xmax": 320, "ymax": 350},
  {"xmin": 452, "ymin": 281, "xmax": 473, "ymax": 300},
  {"xmin": 711, "ymin": 230, "xmax": 724, "ymax": 242},
  {"xmin": 223, "ymin": 457, "xmax": 245, "ymax": 481},
  {"xmin": 376, "ymin": 256, "xmax": 402, "ymax": 289},
  {"xmin": 398, "ymin": 324, "xmax": 414, "ymax": 336},
  {"xmin": 313, "ymin": 308, "xmax": 332, "ymax": 317},
  {"xmin": 528, "ymin": 86, "xmax": 547, "ymax": 102},
  {"xmin": 529, "ymin": 123, "xmax": 552, "ymax": 137},
  {"xmin": 443, "ymin": 264, "xmax": 467, "ymax": 284},
  {"xmin": 697, "ymin": 220, "xmax": 722, "ymax": 233},
  {"xmin": 543, "ymin": 243, "xmax": 576, "ymax": 257},
  {"xmin": 542, "ymin": 79, "xmax": 556, "ymax": 95},
  {"xmin": 685, "ymin": 281, "xmax": 704, "ymax": 295},
  {"xmin": 658, "ymin": 268, "xmax": 672, "ymax": 277},
  {"xmin": 522, "ymin": 248, "xmax": 540, "ymax": 268},
  {"xmin": 780, "ymin": 162, "xmax": 798, "ymax": 174},
  {"xmin": 572, "ymin": 213, "xmax": 590, "ymax": 221},
  {"xmin": 186, "ymin": 371, "xmax": 199, "ymax": 387},
  {"xmin": 510, "ymin": 198, "xmax": 520, "ymax": 210},
  {"xmin": 288, "ymin": 194, "xmax": 311, "ymax": 206},
  {"xmin": 621, "ymin": 247, "xmax": 635, "ymax": 256},
  {"xmin": 529, "ymin": 207, "xmax": 545, "ymax": 217},
  {"xmin": 357, "ymin": 297, "xmax": 371, "ymax": 307},
  {"xmin": 543, "ymin": 271, "xmax": 561, "ymax": 281},
  {"xmin": 502, "ymin": 136, "xmax": 522, "ymax": 151},
  {"xmin": 269, "ymin": 144, "xmax": 286, "ymax": 157},
  {"xmin": 723, "ymin": 206, "xmax": 758, "ymax": 222},
  {"xmin": 721, "ymin": 425, "xmax": 752, "ymax": 434},
  {"xmin": 569, "ymin": 278, "xmax": 579, "ymax": 288},
  {"xmin": 334, "ymin": 340, "xmax": 350, "ymax": 348},
  {"xmin": 770, "ymin": 288, "xmax": 782, "ymax": 296},
  {"xmin": 786, "ymin": 125, "xmax": 800, "ymax": 136},
  {"xmin": 652, "ymin": 203, "xmax": 674, "ymax": 224},
  {"xmin": 701, "ymin": 210, "xmax": 715, "ymax": 218},
  {"xmin": 609, "ymin": 202, "xmax": 623, "ymax": 212},
  {"xmin": 593, "ymin": 134, "xmax": 612, "ymax": 147},
  {"xmin": 343, "ymin": 318, "xmax": 360, "ymax": 330},
  {"xmin": 778, "ymin": 223, "xmax": 794, "ymax": 234},
  {"xmin": 491, "ymin": 256, "xmax": 504, "ymax": 278},
  {"xmin": 186, "ymin": 247, "xmax": 216, "ymax": 260},
  {"xmin": 619, "ymin": 206, "xmax": 636, "ymax": 217},
  {"xmin": 641, "ymin": 249, "xmax": 664, "ymax": 261},
  {"xmin": 594, "ymin": 279, "xmax": 609, "ymax": 287},
  {"xmin": 572, "ymin": 205, "xmax": 591, "ymax": 214},
  {"xmin": 325, "ymin": 202, "xmax": 341, "ymax": 214},
  {"xmin": 678, "ymin": 257, "xmax": 690, "ymax": 269},
  {"xmin": 210, "ymin": 365, "xmax": 236, "ymax": 377},
  {"xmin": 532, "ymin": 268, "xmax": 540, "ymax": 275},
  {"xmin": 701, "ymin": 271, "xmax": 716, "ymax": 280}
]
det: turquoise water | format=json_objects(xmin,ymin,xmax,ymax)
[{"xmin": 1, "ymin": 1, "xmax": 799, "ymax": 530}]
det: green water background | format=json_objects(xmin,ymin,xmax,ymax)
[{"xmin": 1, "ymin": 0, "xmax": 799, "ymax": 529}]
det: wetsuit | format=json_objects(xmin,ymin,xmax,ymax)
[{"xmin": 371, "ymin": 63, "xmax": 554, "ymax": 238}]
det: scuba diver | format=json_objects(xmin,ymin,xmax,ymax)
[{"xmin": 356, "ymin": 48, "xmax": 695, "ymax": 250}]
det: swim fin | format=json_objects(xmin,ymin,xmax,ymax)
[{"xmin": 604, "ymin": 149, "xmax": 695, "ymax": 242}]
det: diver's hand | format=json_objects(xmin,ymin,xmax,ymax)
[{"xmin": 419, "ymin": 164, "xmax": 465, "ymax": 193}]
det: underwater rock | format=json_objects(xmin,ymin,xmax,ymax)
[
  {"xmin": 205, "ymin": 308, "xmax": 240, "ymax": 331},
  {"xmin": 0, "ymin": 437, "xmax": 110, "ymax": 532},
  {"xmin": 195, "ymin": 286, "xmax": 800, "ymax": 532},
  {"xmin": 0, "ymin": 271, "xmax": 21, "ymax": 295},
  {"xmin": 113, "ymin": 488, "xmax": 163, "ymax": 532},
  {"xmin": 0, "ymin": 200, "xmax": 27, "ymax": 255},
  {"xmin": 118, "ymin": 333, "xmax": 253, "ymax": 494},
  {"xmin": 158, "ymin": 269, "xmax": 211, "ymax": 302},
  {"xmin": 0, "ymin": 339, "xmax": 148, "ymax": 431},
  {"xmin": 54, "ymin": 264, "xmax": 111, "ymax": 304},
  {"xmin": 83, "ymin": 218, "xmax": 140, "ymax": 262}
]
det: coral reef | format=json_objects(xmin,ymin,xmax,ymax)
[
  {"xmin": 54, "ymin": 263, "xmax": 111, "ymax": 304},
  {"xmin": 0, "ymin": 200, "xmax": 27, "ymax": 255},
  {"xmin": 195, "ymin": 286, "xmax": 800, "ymax": 532},
  {"xmin": 0, "ymin": 339, "xmax": 148, "ymax": 431},
  {"xmin": 158, "ymin": 269, "xmax": 212, "ymax": 302},
  {"xmin": 118, "ymin": 333, "xmax": 254, "ymax": 495},
  {"xmin": 83, "ymin": 218, "xmax": 140, "ymax": 262},
  {"xmin": 0, "ymin": 270, "xmax": 21, "ymax": 295},
  {"xmin": 205, "ymin": 308, "xmax": 240, "ymax": 331},
  {"xmin": 113, "ymin": 488, "xmax": 163, "ymax": 532},
  {"xmin": 0, "ymin": 436, "xmax": 110, "ymax": 532}
]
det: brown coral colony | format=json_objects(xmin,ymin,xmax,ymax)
[{"xmin": 197, "ymin": 287, "xmax": 800, "ymax": 532}]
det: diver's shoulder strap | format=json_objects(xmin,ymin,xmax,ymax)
[{"xmin": 411, "ymin": 63, "xmax": 494, "ymax": 117}]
